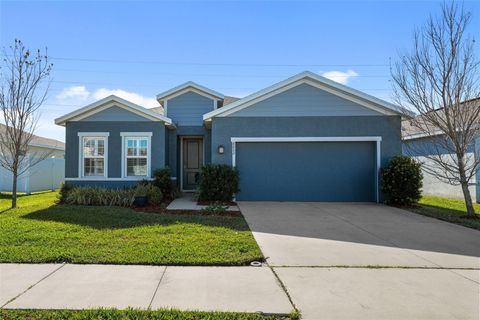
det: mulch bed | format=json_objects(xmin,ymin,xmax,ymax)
[{"xmin": 133, "ymin": 204, "xmax": 242, "ymax": 217}]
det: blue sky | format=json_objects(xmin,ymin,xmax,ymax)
[{"xmin": 1, "ymin": 1, "xmax": 479, "ymax": 141}]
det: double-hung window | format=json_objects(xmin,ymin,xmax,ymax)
[
  {"xmin": 121, "ymin": 133, "xmax": 152, "ymax": 178},
  {"xmin": 78, "ymin": 133, "xmax": 109, "ymax": 178}
]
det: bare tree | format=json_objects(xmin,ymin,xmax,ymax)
[
  {"xmin": 392, "ymin": 3, "xmax": 479, "ymax": 216},
  {"xmin": 0, "ymin": 40, "xmax": 53, "ymax": 208}
]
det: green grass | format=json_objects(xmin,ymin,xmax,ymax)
[
  {"xmin": 0, "ymin": 309, "xmax": 298, "ymax": 320},
  {"xmin": 410, "ymin": 196, "xmax": 480, "ymax": 230},
  {"xmin": 0, "ymin": 192, "xmax": 263, "ymax": 265}
]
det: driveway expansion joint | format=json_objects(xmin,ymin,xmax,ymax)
[
  {"xmin": 1, "ymin": 263, "xmax": 66, "ymax": 308},
  {"xmin": 148, "ymin": 266, "xmax": 167, "ymax": 309}
]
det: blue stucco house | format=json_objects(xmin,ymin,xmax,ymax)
[
  {"xmin": 402, "ymin": 112, "xmax": 480, "ymax": 203},
  {"xmin": 55, "ymin": 71, "xmax": 403, "ymax": 202}
]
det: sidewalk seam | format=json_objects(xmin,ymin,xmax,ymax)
[
  {"xmin": 268, "ymin": 266, "xmax": 298, "ymax": 313},
  {"xmin": 148, "ymin": 266, "xmax": 167, "ymax": 309},
  {"xmin": 1, "ymin": 263, "xmax": 66, "ymax": 308}
]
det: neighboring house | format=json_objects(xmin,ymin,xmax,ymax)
[
  {"xmin": 0, "ymin": 124, "xmax": 65, "ymax": 193},
  {"xmin": 55, "ymin": 71, "xmax": 403, "ymax": 202},
  {"xmin": 402, "ymin": 101, "xmax": 480, "ymax": 203}
]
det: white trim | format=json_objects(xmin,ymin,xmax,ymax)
[
  {"xmin": 164, "ymin": 100, "xmax": 168, "ymax": 116},
  {"xmin": 230, "ymin": 136, "xmax": 382, "ymax": 203},
  {"xmin": 121, "ymin": 133, "xmax": 152, "ymax": 179},
  {"xmin": 78, "ymin": 132, "xmax": 110, "ymax": 137},
  {"xmin": 120, "ymin": 132, "xmax": 153, "ymax": 137},
  {"xmin": 230, "ymin": 136, "xmax": 382, "ymax": 143},
  {"xmin": 156, "ymin": 81, "xmax": 224, "ymax": 102},
  {"xmin": 203, "ymin": 71, "xmax": 402, "ymax": 121},
  {"xmin": 65, "ymin": 177, "xmax": 154, "ymax": 181},
  {"xmin": 55, "ymin": 95, "xmax": 174, "ymax": 127},
  {"xmin": 29, "ymin": 143, "xmax": 65, "ymax": 151},
  {"xmin": 78, "ymin": 133, "xmax": 109, "ymax": 179},
  {"xmin": 403, "ymin": 130, "xmax": 443, "ymax": 141},
  {"xmin": 180, "ymin": 136, "xmax": 205, "ymax": 192}
]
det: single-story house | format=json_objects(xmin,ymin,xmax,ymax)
[
  {"xmin": 402, "ymin": 101, "xmax": 479, "ymax": 203},
  {"xmin": 55, "ymin": 71, "xmax": 403, "ymax": 202},
  {"xmin": 0, "ymin": 124, "xmax": 65, "ymax": 193}
]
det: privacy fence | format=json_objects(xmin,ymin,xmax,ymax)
[{"xmin": 0, "ymin": 157, "xmax": 65, "ymax": 193}]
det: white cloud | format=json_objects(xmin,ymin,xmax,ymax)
[
  {"xmin": 321, "ymin": 70, "xmax": 358, "ymax": 85},
  {"xmin": 56, "ymin": 85, "xmax": 90, "ymax": 100},
  {"xmin": 93, "ymin": 88, "xmax": 159, "ymax": 109}
]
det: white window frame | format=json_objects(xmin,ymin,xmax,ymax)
[
  {"xmin": 78, "ymin": 132, "xmax": 109, "ymax": 179},
  {"xmin": 120, "ymin": 132, "xmax": 152, "ymax": 179}
]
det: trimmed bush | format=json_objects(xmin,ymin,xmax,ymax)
[
  {"xmin": 57, "ymin": 182, "xmax": 73, "ymax": 204},
  {"xmin": 198, "ymin": 164, "xmax": 240, "ymax": 203},
  {"xmin": 153, "ymin": 167, "xmax": 174, "ymax": 199},
  {"xmin": 381, "ymin": 155, "xmax": 423, "ymax": 206}
]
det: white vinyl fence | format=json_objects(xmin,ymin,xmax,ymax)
[{"xmin": 0, "ymin": 157, "xmax": 65, "ymax": 193}]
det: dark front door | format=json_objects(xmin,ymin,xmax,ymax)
[{"xmin": 182, "ymin": 138, "xmax": 203, "ymax": 191}]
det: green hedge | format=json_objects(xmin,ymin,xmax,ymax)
[
  {"xmin": 198, "ymin": 164, "xmax": 240, "ymax": 202},
  {"xmin": 381, "ymin": 155, "xmax": 423, "ymax": 206}
]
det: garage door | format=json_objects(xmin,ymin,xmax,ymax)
[{"xmin": 235, "ymin": 141, "xmax": 377, "ymax": 202}]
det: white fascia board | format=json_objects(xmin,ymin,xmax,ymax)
[
  {"xmin": 54, "ymin": 95, "xmax": 174, "ymax": 126},
  {"xmin": 156, "ymin": 81, "xmax": 224, "ymax": 102},
  {"xmin": 28, "ymin": 143, "xmax": 65, "ymax": 151},
  {"xmin": 203, "ymin": 71, "xmax": 402, "ymax": 120}
]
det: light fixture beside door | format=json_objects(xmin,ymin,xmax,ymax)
[{"xmin": 217, "ymin": 145, "xmax": 225, "ymax": 154}]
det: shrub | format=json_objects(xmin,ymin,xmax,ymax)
[
  {"xmin": 144, "ymin": 184, "xmax": 163, "ymax": 206},
  {"xmin": 381, "ymin": 155, "xmax": 423, "ymax": 206},
  {"xmin": 57, "ymin": 182, "xmax": 73, "ymax": 203},
  {"xmin": 200, "ymin": 203, "xmax": 228, "ymax": 215},
  {"xmin": 153, "ymin": 167, "xmax": 174, "ymax": 199},
  {"xmin": 198, "ymin": 164, "xmax": 239, "ymax": 203},
  {"xmin": 65, "ymin": 187, "xmax": 135, "ymax": 207}
]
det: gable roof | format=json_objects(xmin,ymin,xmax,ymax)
[
  {"xmin": 223, "ymin": 96, "xmax": 240, "ymax": 106},
  {"xmin": 203, "ymin": 71, "xmax": 403, "ymax": 121},
  {"xmin": 156, "ymin": 81, "xmax": 224, "ymax": 102},
  {"xmin": 402, "ymin": 98, "xmax": 480, "ymax": 140},
  {"xmin": 0, "ymin": 124, "xmax": 65, "ymax": 150},
  {"xmin": 54, "ymin": 95, "xmax": 174, "ymax": 127}
]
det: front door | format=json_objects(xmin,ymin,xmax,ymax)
[{"xmin": 182, "ymin": 138, "xmax": 203, "ymax": 191}]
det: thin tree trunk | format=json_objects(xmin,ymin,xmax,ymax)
[
  {"xmin": 11, "ymin": 170, "xmax": 17, "ymax": 209},
  {"xmin": 458, "ymin": 165, "xmax": 475, "ymax": 216}
]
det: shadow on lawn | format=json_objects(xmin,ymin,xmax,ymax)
[
  {"xmin": 412, "ymin": 204, "xmax": 480, "ymax": 228},
  {"xmin": 22, "ymin": 204, "xmax": 251, "ymax": 231}
]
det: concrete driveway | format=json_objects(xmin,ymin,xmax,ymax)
[{"xmin": 240, "ymin": 202, "xmax": 480, "ymax": 320}]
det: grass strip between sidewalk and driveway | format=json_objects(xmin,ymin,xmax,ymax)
[
  {"xmin": 410, "ymin": 196, "xmax": 480, "ymax": 230},
  {"xmin": 0, "ymin": 191, "xmax": 263, "ymax": 265},
  {"xmin": 0, "ymin": 309, "xmax": 300, "ymax": 320}
]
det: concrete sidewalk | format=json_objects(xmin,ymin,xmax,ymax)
[
  {"xmin": 0, "ymin": 263, "xmax": 293, "ymax": 314},
  {"xmin": 166, "ymin": 193, "xmax": 239, "ymax": 211}
]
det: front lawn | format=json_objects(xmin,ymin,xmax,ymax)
[
  {"xmin": 0, "ymin": 191, "xmax": 263, "ymax": 265},
  {"xmin": 0, "ymin": 309, "xmax": 298, "ymax": 320},
  {"xmin": 410, "ymin": 196, "xmax": 480, "ymax": 230}
]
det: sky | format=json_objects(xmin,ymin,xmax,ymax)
[{"xmin": 0, "ymin": 0, "xmax": 479, "ymax": 142}]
